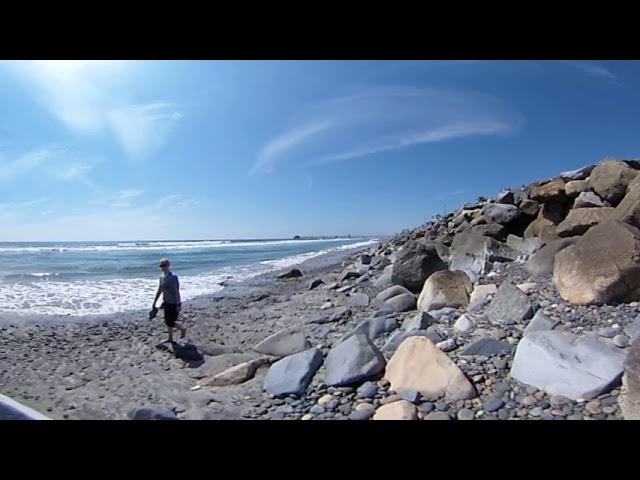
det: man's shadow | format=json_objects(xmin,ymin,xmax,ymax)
[{"xmin": 155, "ymin": 341, "xmax": 205, "ymax": 368}]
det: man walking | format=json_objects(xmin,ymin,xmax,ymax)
[{"xmin": 152, "ymin": 258, "xmax": 187, "ymax": 343}]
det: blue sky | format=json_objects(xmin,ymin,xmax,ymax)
[{"xmin": 0, "ymin": 60, "xmax": 639, "ymax": 241}]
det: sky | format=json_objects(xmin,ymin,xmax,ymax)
[{"xmin": 1, "ymin": 59, "xmax": 640, "ymax": 242}]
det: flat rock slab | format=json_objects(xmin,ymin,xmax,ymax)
[
  {"xmin": 254, "ymin": 327, "xmax": 311, "ymax": 357},
  {"xmin": 382, "ymin": 330, "xmax": 443, "ymax": 353},
  {"xmin": 510, "ymin": 330, "xmax": 627, "ymax": 401},
  {"xmin": 485, "ymin": 282, "xmax": 534, "ymax": 325},
  {"xmin": 459, "ymin": 338, "xmax": 514, "ymax": 356},
  {"xmin": 385, "ymin": 293, "xmax": 417, "ymax": 313},
  {"xmin": 263, "ymin": 348, "xmax": 324, "ymax": 398},
  {"xmin": 523, "ymin": 310, "xmax": 559, "ymax": 337},
  {"xmin": 324, "ymin": 334, "xmax": 386, "ymax": 387},
  {"xmin": 196, "ymin": 357, "xmax": 273, "ymax": 387}
]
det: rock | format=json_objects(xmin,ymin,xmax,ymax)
[
  {"xmin": 279, "ymin": 268, "xmax": 303, "ymax": 279},
  {"xmin": 341, "ymin": 270, "xmax": 361, "ymax": 281},
  {"xmin": 531, "ymin": 179, "xmax": 567, "ymax": 203},
  {"xmin": 349, "ymin": 409, "xmax": 374, "ymax": 421},
  {"xmin": 382, "ymin": 330, "xmax": 443, "ymax": 353},
  {"xmin": 324, "ymin": 334, "xmax": 386, "ymax": 387},
  {"xmin": 520, "ymin": 198, "xmax": 541, "ymax": 217},
  {"xmin": 384, "ymin": 336, "xmax": 477, "ymax": 401},
  {"xmin": 614, "ymin": 335, "xmax": 631, "ymax": 348},
  {"xmin": 470, "ymin": 224, "xmax": 508, "ymax": 241},
  {"xmin": 620, "ymin": 338, "xmax": 640, "ymax": 419},
  {"xmin": 457, "ymin": 409, "xmax": 475, "ymax": 420},
  {"xmin": 526, "ymin": 202, "xmax": 567, "ymax": 241},
  {"xmin": 373, "ymin": 272, "xmax": 394, "ymax": 290},
  {"xmin": 376, "ymin": 285, "xmax": 412, "ymax": 304},
  {"xmin": 391, "ymin": 241, "xmax": 447, "ymax": 293},
  {"xmin": 523, "ymin": 310, "xmax": 558, "ymax": 337},
  {"xmin": 482, "ymin": 203, "xmax": 521, "ymax": 225},
  {"xmin": 309, "ymin": 279, "xmax": 324, "ymax": 290},
  {"xmin": 613, "ymin": 174, "xmax": 640, "ymax": 229},
  {"xmin": 589, "ymin": 157, "xmax": 639, "ymax": 205},
  {"xmin": 574, "ymin": 191, "xmax": 610, "ymax": 209},
  {"xmin": 506, "ymin": 235, "xmax": 544, "ymax": 256},
  {"xmin": 399, "ymin": 389, "xmax": 421, "ymax": 404},
  {"xmin": 510, "ymin": 331, "xmax": 627, "ymax": 400},
  {"xmin": 198, "ymin": 343, "xmax": 241, "ymax": 357},
  {"xmin": 424, "ymin": 412, "xmax": 452, "ymax": 420},
  {"xmin": 485, "ymin": 282, "xmax": 534, "ymax": 325},
  {"xmin": 469, "ymin": 284, "xmax": 498, "ymax": 304},
  {"xmin": 484, "ymin": 397, "xmax": 505, "ymax": 413},
  {"xmin": 417, "ymin": 270, "xmax": 473, "ymax": 313},
  {"xmin": 197, "ymin": 357, "xmax": 273, "ymax": 387},
  {"xmin": 599, "ymin": 327, "xmax": 618, "ymax": 339},
  {"xmin": 625, "ymin": 315, "xmax": 640, "ymax": 342},
  {"xmin": 342, "ymin": 317, "xmax": 399, "ymax": 342},
  {"xmin": 565, "ymin": 180, "xmax": 591, "ymax": 198},
  {"xmin": 554, "ymin": 220, "xmax": 640, "ymax": 305},
  {"xmin": 254, "ymin": 327, "xmax": 311, "ymax": 357},
  {"xmin": 454, "ymin": 315, "xmax": 475, "ymax": 334},
  {"xmin": 402, "ymin": 312, "xmax": 434, "ymax": 331},
  {"xmin": 459, "ymin": 338, "xmax": 514, "ymax": 356},
  {"xmin": 523, "ymin": 237, "xmax": 579, "ymax": 278},
  {"xmin": 561, "ymin": 165, "xmax": 595, "ymax": 182},
  {"xmin": 386, "ymin": 293, "xmax": 417, "ymax": 313},
  {"xmin": 128, "ymin": 406, "xmax": 178, "ymax": 420},
  {"xmin": 263, "ymin": 348, "xmax": 324, "ymax": 398},
  {"xmin": 516, "ymin": 282, "xmax": 537, "ymax": 294},
  {"xmin": 349, "ymin": 293, "xmax": 370, "ymax": 308},
  {"xmin": 356, "ymin": 382, "xmax": 378, "ymax": 399},
  {"xmin": 448, "ymin": 254, "xmax": 492, "ymax": 283},
  {"xmin": 449, "ymin": 233, "xmax": 518, "ymax": 282},
  {"xmin": 556, "ymin": 207, "xmax": 614, "ymax": 237},
  {"xmin": 436, "ymin": 339, "xmax": 457, "ymax": 352},
  {"xmin": 373, "ymin": 400, "xmax": 418, "ymax": 420},
  {"xmin": 497, "ymin": 189, "xmax": 515, "ymax": 204}
]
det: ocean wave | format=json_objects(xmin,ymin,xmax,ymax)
[
  {"xmin": 0, "ymin": 238, "xmax": 378, "ymax": 316},
  {"xmin": 0, "ymin": 237, "xmax": 363, "ymax": 253}
]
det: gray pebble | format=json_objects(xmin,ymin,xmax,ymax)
[
  {"xmin": 422, "ymin": 402, "xmax": 435, "ymax": 413},
  {"xmin": 338, "ymin": 404, "xmax": 351, "ymax": 415},
  {"xmin": 494, "ymin": 382, "xmax": 511, "ymax": 394},
  {"xmin": 541, "ymin": 412, "xmax": 554, "ymax": 421},
  {"xmin": 484, "ymin": 398, "xmax": 505, "ymax": 413},
  {"xmin": 549, "ymin": 395, "xmax": 570, "ymax": 407},
  {"xmin": 493, "ymin": 359, "xmax": 508, "ymax": 370},
  {"xmin": 400, "ymin": 390, "xmax": 421, "ymax": 404},
  {"xmin": 538, "ymin": 400, "xmax": 551, "ymax": 409},
  {"xmin": 357, "ymin": 382, "xmax": 378, "ymax": 399},
  {"xmin": 601, "ymin": 396, "xmax": 618, "ymax": 406},
  {"xmin": 424, "ymin": 412, "xmax": 451, "ymax": 420},
  {"xmin": 599, "ymin": 327, "xmax": 618, "ymax": 338},
  {"xmin": 457, "ymin": 409, "xmax": 475, "ymax": 420},
  {"xmin": 327, "ymin": 399, "xmax": 340, "ymax": 411},
  {"xmin": 498, "ymin": 409, "xmax": 510, "ymax": 420},
  {"xmin": 310, "ymin": 405, "xmax": 325, "ymax": 415},
  {"xmin": 530, "ymin": 407, "xmax": 543, "ymax": 417},
  {"xmin": 349, "ymin": 409, "xmax": 373, "ymax": 421},
  {"xmin": 436, "ymin": 402, "xmax": 450, "ymax": 412},
  {"xmin": 613, "ymin": 335, "xmax": 630, "ymax": 348}
]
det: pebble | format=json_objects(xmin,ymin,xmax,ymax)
[
  {"xmin": 422, "ymin": 402, "xmax": 435, "ymax": 413},
  {"xmin": 541, "ymin": 412, "xmax": 554, "ymax": 421},
  {"xmin": 493, "ymin": 359, "xmax": 508, "ymax": 370},
  {"xmin": 602, "ymin": 406, "xmax": 617, "ymax": 414},
  {"xmin": 530, "ymin": 407, "xmax": 543, "ymax": 417},
  {"xmin": 567, "ymin": 414, "xmax": 583, "ymax": 420},
  {"xmin": 310, "ymin": 405, "xmax": 325, "ymax": 415},
  {"xmin": 613, "ymin": 335, "xmax": 630, "ymax": 348},
  {"xmin": 349, "ymin": 410, "xmax": 373, "ymax": 421},
  {"xmin": 549, "ymin": 395, "xmax": 570, "ymax": 407},
  {"xmin": 522, "ymin": 396, "xmax": 537, "ymax": 406},
  {"xmin": 424, "ymin": 412, "xmax": 451, "ymax": 420},
  {"xmin": 437, "ymin": 339, "xmax": 457, "ymax": 352},
  {"xmin": 357, "ymin": 382, "xmax": 378, "ymax": 399},
  {"xmin": 355, "ymin": 403, "xmax": 375, "ymax": 413},
  {"xmin": 497, "ymin": 409, "xmax": 510, "ymax": 420},
  {"xmin": 436, "ymin": 402, "xmax": 450, "ymax": 412},
  {"xmin": 484, "ymin": 398, "xmax": 505, "ymax": 413},
  {"xmin": 400, "ymin": 390, "xmax": 421, "ymax": 404},
  {"xmin": 585, "ymin": 401, "xmax": 602, "ymax": 415},
  {"xmin": 551, "ymin": 409, "xmax": 566, "ymax": 417},
  {"xmin": 318, "ymin": 395, "xmax": 334, "ymax": 408},
  {"xmin": 457, "ymin": 409, "xmax": 475, "ymax": 420},
  {"xmin": 599, "ymin": 327, "xmax": 618, "ymax": 338},
  {"xmin": 381, "ymin": 394, "xmax": 402, "ymax": 405},
  {"xmin": 301, "ymin": 414, "xmax": 313, "ymax": 420}
]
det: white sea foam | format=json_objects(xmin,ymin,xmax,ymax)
[
  {"xmin": 0, "ymin": 237, "xmax": 360, "ymax": 253},
  {"xmin": 0, "ymin": 239, "xmax": 379, "ymax": 317}
]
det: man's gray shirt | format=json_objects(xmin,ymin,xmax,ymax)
[{"xmin": 160, "ymin": 272, "xmax": 180, "ymax": 305}]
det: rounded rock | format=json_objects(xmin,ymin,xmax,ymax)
[
  {"xmin": 613, "ymin": 334, "xmax": 630, "ymax": 348},
  {"xmin": 457, "ymin": 409, "xmax": 475, "ymax": 421}
]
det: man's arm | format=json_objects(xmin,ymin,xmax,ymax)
[
  {"xmin": 152, "ymin": 279, "xmax": 161, "ymax": 308},
  {"xmin": 174, "ymin": 276, "xmax": 181, "ymax": 311}
]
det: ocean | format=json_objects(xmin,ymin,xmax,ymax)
[{"xmin": 0, "ymin": 237, "xmax": 379, "ymax": 317}]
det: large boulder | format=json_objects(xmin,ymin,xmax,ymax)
[
  {"xmin": 613, "ymin": 175, "xmax": 640, "ymax": 229},
  {"xmin": 555, "ymin": 207, "xmax": 614, "ymax": 237},
  {"xmin": 589, "ymin": 157, "xmax": 639, "ymax": 205},
  {"xmin": 530, "ymin": 179, "xmax": 568, "ymax": 203},
  {"xmin": 449, "ymin": 232, "xmax": 518, "ymax": 282},
  {"xmin": 525, "ymin": 202, "xmax": 567, "ymax": 242},
  {"xmin": 482, "ymin": 203, "xmax": 521, "ymax": 225},
  {"xmin": 565, "ymin": 180, "xmax": 591, "ymax": 198},
  {"xmin": 376, "ymin": 285, "xmax": 417, "ymax": 312},
  {"xmin": 324, "ymin": 334, "xmax": 386, "ymax": 387},
  {"xmin": 484, "ymin": 282, "xmax": 534, "ymax": 325},
  {"xmin": 573, "ymin": 191, "xmax": 610, "ymax": 209},
  {"xmin": 553, "ymin": 220, "xmax": 640, "ymax": 305},
  {"xmin": 391, "ymin": 242, "xmax": 446, "ymax": 293},
  {"xmin": 254, "ymin": 327, "xmax": 311, "ymax": 357},
  {"xmin": 620, "ymin": 338, "xmax": 640, "ymax": 420},
  {"xmin": 383, "ymin": 336, "xmax": 476, "ymax": 401},
  {"xmin": 417, "ymin": 270, "xmax": 473, "ymax": 312},
  {"xmin": 469, "ymin": 224, "xmax": 508, "ymax": 241},
  {"xmin": 263, "ymin": 348, "xmax": 324, "ymax": 398},
  {"xmin": 523, "ymin": 237, "xmax": 579, "ymax": 278},
  {"xmin": 506, "ymin": 235, "xmax": 543, "ymax": 257},
  {"xmin": 510, "ymin": 331, "xmax": 626, "ymax": 400}
]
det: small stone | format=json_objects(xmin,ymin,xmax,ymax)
[
  {"xmin": 436, "ymin": 339, "xmax": 457, "ymax": 352},
  {"xmin": 400, "ymin": 390, "xmax": 421, "ymax": 404},
  {"xmin": 530, "ymin": 407, "xmax": 543, "ymax": 417},
  {"xmin": 550, "ymin": 395, "xmax": 570, "ymax": 407},
  {"xmin": 380, "ymin": 394, "xmax": 402, "ymax": 405},
  {"xmin": 457, "ymin": 408, "xmax": 475, "ymax": 420},
  {"xmin": 356, "ymin": 382, "xmax": 378, "ymax": 399},
  {"xmin": 318, "ymin": 394, "xmax": 334, "ymax": 408},
  {"xmin": 522, "ymin": 396, "xmax": 537, "ymax": 406},
  {"xmin": 422, "ymin": 402, "xmax": 435, "ymax": 413},
  {"xmin": 541, "ymin": 412, "xmax": 554, "ymax": 420},
  {"xmin": 309, "ymin": 405, "xmax": 325, "ymax": 415},
  {"xmin": 498, "ymin": 409, "xmax": 510, "ymax": 420},
  {"xmin": 349, "ymin": 409, "xmax": 374, "ymax": 421},
  {"xmin": 599, "ymin": 327, "xmax": 618, "ymax": 338},
  {"xmin": 484, "ymin": 397, "xmax": 505, "ymax": 413},
  {"xmin": 567, "ymin": 414, "xmax": 583, "ymax": 420},
  {"xmin": 551, "ymin": 409, "xmax": 566, "ymax": 416},
  {"xmin": 493, "ymin": 359, "xmax": 508, "ymax": 370},
  {"xmin": 424, "ymin": 412, "xmax": 451, "ymax": 420},
  {"xmin": 538, "ymin": 400, "xmax": 551, "ymax": 409},
  {"xmin": 436, "ymin": 402, "xmax": 450, "ymax": 412},
  {"xmin": 585, "ymin": 401, "xmax": 602, "ymax": 415},
  {"xmin": 613, "ymin": 334, "xmax": 630, "ymax": 348},
  {"xmin": 355, "ymin": 403, "xmax": 375, "ymax": 413},
  {"xmin": 495, "ymin": 330, "xmax": 508, "ymax": 340},
  {"xmin": 602, "ymin": 406, "xmax": 617, "ymax": 414}
]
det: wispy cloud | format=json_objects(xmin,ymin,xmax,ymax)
[
  {"xmin": 556, "ymin": 60, "xmax": 621, "ymax": 85},
  {"xmin": 0, "ymin": 198, "xmax": 48, "ymax": 221},
  {"xmin": 253, "ymin": 86, "xmax": 524, "ymax": 173},
  {"xmin": 1, "ymin": 60, "xmax": 184, "ymax": 160}
]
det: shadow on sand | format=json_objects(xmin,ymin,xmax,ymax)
[{"xmin": 155, "ymin": 341, "xmax": 205, "ymax": 368}]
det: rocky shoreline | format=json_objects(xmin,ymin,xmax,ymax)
[{"xmin": 3, "ymin": 157, "xmax": 640, "ymax": 420}]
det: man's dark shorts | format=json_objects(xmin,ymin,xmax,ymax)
[{"xmin": 163, "ymin": 303, "xmax": 179, "ymax": 327}]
